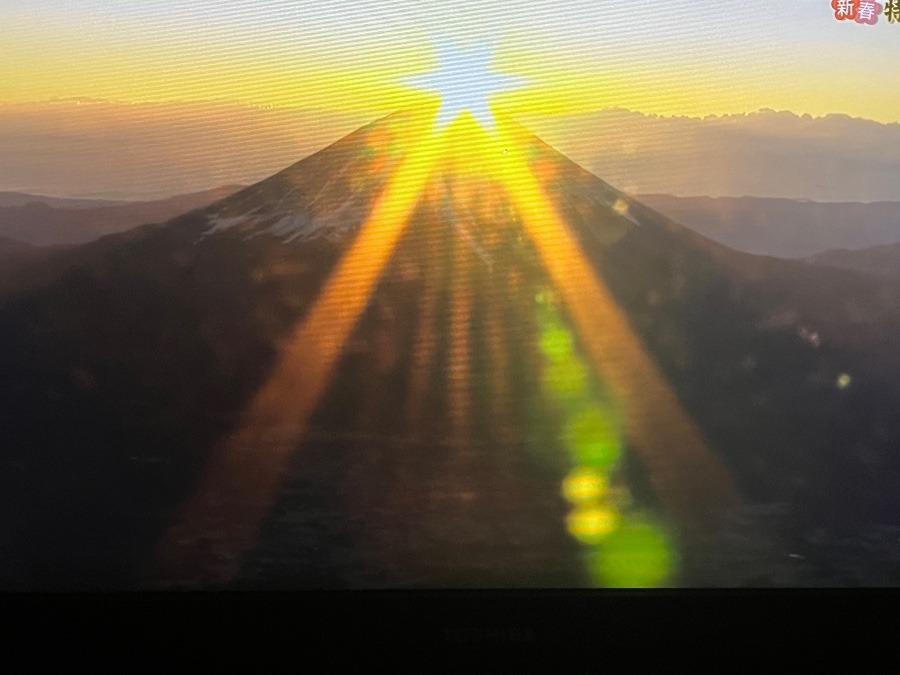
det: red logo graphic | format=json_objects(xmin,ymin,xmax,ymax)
[
  {"xmin": 833, "ymin": 0, "xmax": 860, "ymax": 19},
  {"xmin": 855, "ymin": 0, "xmax": 883, "ymax": 23}
]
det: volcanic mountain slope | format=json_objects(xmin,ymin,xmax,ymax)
[{"xmin": 1, "ymin": 112, "xmax": 899, "ymax": 590}]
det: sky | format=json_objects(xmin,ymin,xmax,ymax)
[
  {"xmin": 4, "ymin": 0, "xmax": 899, "ymax": 121},
  {"xmin": 2, "ymin": 0, "xmax": 898, "ymax": 199}
]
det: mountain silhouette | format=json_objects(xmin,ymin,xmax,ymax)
[
  {"xmin": 637, "ymin": 194, "xmax": 900, "ymax": 258},
  {"xmin": 1, "ymin": 112, "xmax": 899, "ymax": 590},
  {"xmin": 810, "ymin": 242, "xmax": 900, "ymax": 278},
  {"xmin": 0, "ymin": 185, "xmax": 245, "ymax": 247}
]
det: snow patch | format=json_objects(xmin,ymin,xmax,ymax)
[{"xmin": 200, "ymin": 195, "xmax": 367, "ymax": 245}]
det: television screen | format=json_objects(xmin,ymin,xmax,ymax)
[{"xmin": 2, "ymin": 0, "xmax": 899, "ymax": 590}]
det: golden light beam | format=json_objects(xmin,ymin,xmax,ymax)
[
  {"xmin": 401, "ymin": 205, "xmax": 444, "ymax": 435},
  {"xmin": 491, "ymin": 119, "xmax": 741, "ymax": 539},
  {"xmin": 448, "ymin": 225, "xmax": 474, "ymax": 445},
  {"xmin": 484, "ymin": 271, "xmax": 516, "ymax": 446},
  {"xmin": 154, "ymin": 112, "xmax": 442, "ymax": 585}
]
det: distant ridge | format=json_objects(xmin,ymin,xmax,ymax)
[
  {"xmin": 810, "ymin": 242, "xmax": 900, "ymax": 278},
  {"xmin": 638, "ymin": 194, "xmax": 900, "ymax": 258},
  {"xmin": 0, "ymin": 185, "xmax": 247, "ymax": 246},
  {"xmin": 0, "ymin": 192, "xmax": 125, "ymax": 209}
]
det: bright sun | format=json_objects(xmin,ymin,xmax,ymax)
[{"xmin": 403, "ymin": 42, "xmax": 528, "ymax": 131}]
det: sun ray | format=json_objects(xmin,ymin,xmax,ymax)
[
  {"xmin": 401, "ymin": 207, "xmax": 445, "ymax": 436},
  {"xmin": 485, "ymin": 268, "xmax": 516, "ymax": 447},
  {"xmin": 155, "ymin": 112, "xmax": 443, "ymax": 585},
  {"xmin": 448, "ymin": 218, "xmax": 474, "ymax": 446}
]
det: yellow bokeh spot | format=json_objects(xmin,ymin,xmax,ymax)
[
  {"xmin": 591, "ymin": 519, "xmax": 675, "ymax": 588},
  {"xmin": 562, "ymin": 468, "xmax": 608, "ymax": 505},
  {"xmin": 837, "ymin": 373, "xmax": 852, "ymax": 390},
  {"xmin": 564, "ymin": 406, "xmax": 621, "ymax": 468},
  {"xmin": 612, "ymin": 198, "xmax": 630, "ymax": 217},
  {"xmin": 566, "ymin": 506, "xmax": 619, "ymax": 545}
]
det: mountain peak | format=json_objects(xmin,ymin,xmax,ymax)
[
  {"xmin": 199, "ymin": 111, "xmax": 643, "ymax": 248},
  {"xmin": 201, "ymin": 113, "xmax": 418, "ymax": 244}
]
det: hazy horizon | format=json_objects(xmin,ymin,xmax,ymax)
[{"xmin": 2, "ymin": 101, "xmax": 898, "ymax": 202}]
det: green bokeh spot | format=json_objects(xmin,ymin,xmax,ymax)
[
  {"xmin": 540, "ymin": 325, "xmax": 575, "ymax": 362},
  {"xmin": 563, "ymin": 406, "xmax": 621, "ymax": 468},
  {"xmin": 591, "ymin": 519, "xmax": 675, "ymax": 588},
  {"xmin": 543, "ymin": 357, "xmax": 591, "ymax": 403}
]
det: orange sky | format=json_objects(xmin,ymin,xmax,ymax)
[
  {"xmin": 2, "ymin": 1, "xmax": 898, "ymax": 199},
  {"xmin": 4, "ymin": 1, "xmax": 899, "ymax": 122}
]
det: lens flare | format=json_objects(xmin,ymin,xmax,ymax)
[
  {"xmin": 540, "ymin": 324, "xmax": 576, "ymax": 361},
  {"xmin": 567, "ymin": 506, "xmax": 620, "ymax": 545},
  {"xmin": 564, "ymin": 406, "xmax": 622, "ymax": 470},
  {"xmin": 562, "ymin": 468, "xmax": 609, "ymax": 505},
  {"xmin": 591, "ymin": 518, "xmax": 675, "ymax": 588},
  {"xmin": 543, "ymin": 358, "xmax": 591, "ymax": 403}
]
